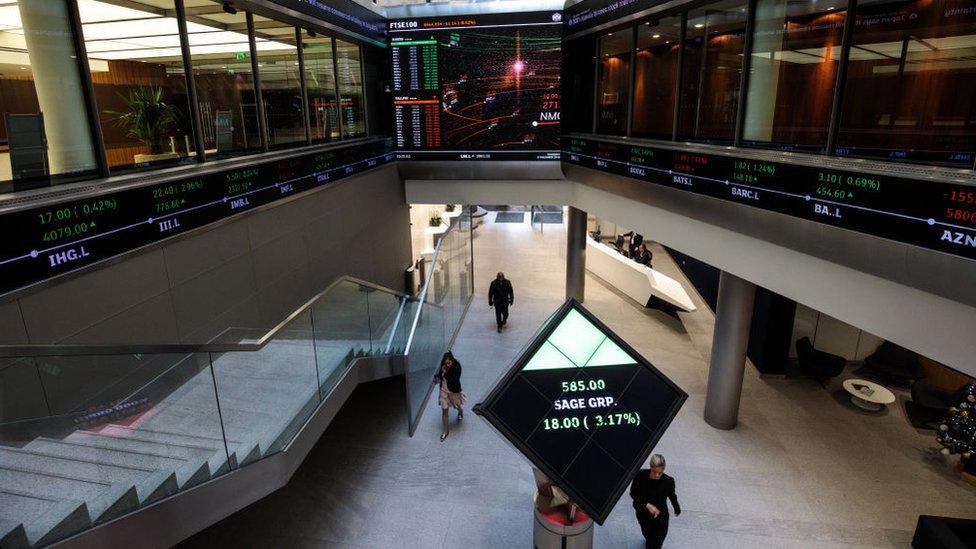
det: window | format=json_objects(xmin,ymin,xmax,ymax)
[
  {"xmin": 187, "ymin": 2, "xmax": 260, "ymax": 159},
  {"xmin": 679, "ymin": 0, "xmax": 748, "ymax": 143},
  {"xmin": 362, "ymin": 43, "xmax": 391, "ymax": 137},
  {"xmin": 255, "ymin": 20, "xmax": 305, "ymax": 149},
  {"xmin": 743, "ymin": 0, "xmax": 846, "ymax": 152},
  {"xmin": 303, "ymin": 34, "xmax": 340, "ymax": 143},
  {"xmin": 0, "ymin": 0, "xmax": 98, "ymax": 191},
  {"xmin": 79, "ymin": 0, "xmax": 196, "ymax": 173},
  {"xmin": 562, "ymin": 34, "xmax": 597, "ymax": 134},
  {"xmin": 632, "ymin": 17, "xmax": 682, "ymax": 139},
  {"xmin": 336, "ymin": 39, "xmax": 365, "ymax": 139},
  {"xmin": 597, "ymin": 29, "xmax": 632, "ymax": 135},
  {"xmin": 837, "ymin": 0, "xmax": 976, "ymax": 165}
]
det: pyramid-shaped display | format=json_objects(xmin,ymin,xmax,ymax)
[{"xmin": 474, "ymin": 299, "xmax": 687, "ymax": 524}]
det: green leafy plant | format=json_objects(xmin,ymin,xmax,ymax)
[{"xmin": 105, "ymin": 87, "xmax": 176, "ymax": 155}]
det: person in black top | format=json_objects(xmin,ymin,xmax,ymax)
[
  {"xmin": 633, "ymin": 243, "xmax": 653, "ymax": 268},
  {"xmin": 630, "ymin": 454, "xmax": 680, "ymax": 549},
  {"xmin": 433, "ymin": 351, "xmax": 464, "ymax": 441},
  {"xmin": 488, "ymin": 272, "xmax": 514, "ymax": 333}
]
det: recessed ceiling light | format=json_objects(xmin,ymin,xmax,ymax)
[
  {"xmin": 652, "ymin": 34, "xmax": 661, "ymax": 38},
  {"xmin": 694, "ymin": 23, "xmax": 704, "ymax": 28},
  {"xmin": 20, "ymin": 66, "xmax": 27, "ymax": 70},
  {"xmin": 827, "ymin": 5, "xmax": 835, "ymax": 9},
  {"xmin": 607, "ymin": 33, "xmax": 613, "ymax": 36}
]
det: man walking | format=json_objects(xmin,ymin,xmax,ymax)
[{"xmin": 488, "ymin": 272, "xmax": 514, "ymax": 333}]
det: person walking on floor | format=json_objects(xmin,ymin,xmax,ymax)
[
  {"xmin": 488, "ymin": 272, "xmax": 514, "ymax": 333},
  {"xmin": 630, "ymin": 454, "xmax": 681, "ymax": 549},
  {"xmin": 433, "ymin": 351, "xmax": 465, "ymax": 442}
]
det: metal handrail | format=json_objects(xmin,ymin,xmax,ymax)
[{"xmin": 0, "ymin": 275, "xmax": 409, "ymax": 358}]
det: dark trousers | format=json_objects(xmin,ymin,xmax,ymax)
[
  {"xmin": 638, "ymin": 514, "xmax": 669, "ymax": 549},
  {"xmin": 494, "ymin": 305, "xmax": 509, "ymax": 328}
]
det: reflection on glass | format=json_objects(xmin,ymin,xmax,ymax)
[
  {"xmin": 255, "ymin": 20, "xmax": 304, "ymax": 148},
  {"xmin": 79, "ymin": 0, "xmax": 196, "ymax": 172},
  {"xmin": 743, "ymin": 0, "xmax": 845, "ymax": 152},
  {"xmin": 303, "ymin": 35, "xmax": 340, "ymax": 143},
  {"xmin": 187, "ymin": 2, "xmax": 262, "ymax": 158},
  {"xmin": 336, "ymin": 39, "xmax": 365, "ymax": 139},
  {"xmin": 563, "ymin": 34, "xmax": 597, "ymax": 133},
  {"xmin": 363, "ymin": 43, "xmax": 391, "ymax": 137},
  {"xmin": 597, "ymin": 30, "xmax": 632, "ymax": 135},
  {"xmin": 679, "ymin": 0, "xmax": 748, "ymax": 142},
  {"xmin": 837, "ymin": 0, "xmax": 976, "ymax": 165},
  {"xmin": 633, "ymin": 17, "xmax": 682, "ymax": 139},
  {"xmin": 0, "ymin": 0, "xmax": 98, "ymax": 191}
]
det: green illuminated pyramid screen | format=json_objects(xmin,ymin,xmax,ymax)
[{"xmin": 474, "ymin": 299, "xmax": 686, "ymax": 524}]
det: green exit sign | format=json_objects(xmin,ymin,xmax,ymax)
[{"xmin": 235, "ymin": 52, "xmax": 247, "ymax": 61}]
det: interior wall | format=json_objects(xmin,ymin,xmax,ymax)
[{"xmin": 0, "ymin": 163, "xmax": 410, "ymax": 348}]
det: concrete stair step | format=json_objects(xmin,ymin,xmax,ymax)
[
  {"xmin": 0, "ymin": 467, "xmax": 136, "ymax": 525},
  {"xmin": 0, "ymin": 490, "xmax": 89, "ymax": 548},
  {"xmin": 35, "ymin": 435, "xmax": 232, "ymax": 481},
  {"xmin": 0, "ymin": 446, "xmax": 176, "ymax": 505},
  {"xmin": 0, "ymin": 518, "xmax": 28, "ymax": 549}
]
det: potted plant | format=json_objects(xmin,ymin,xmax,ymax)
[
  {"xmin": 429, "ymin": 210, "xmax": 443, "ymax": 227},
  {"xmin": 445, "ymin": 204, "xmax": 456, "ymax": 213},
  {"xmin": 105, "ymin": 87, "xmax": 178, "ymax": 165}
]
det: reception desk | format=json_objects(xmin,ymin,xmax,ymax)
[{"xmin": 586, "ymin": 237, "xmax": 697, "ymax": 312}]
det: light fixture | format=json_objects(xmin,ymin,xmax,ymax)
[
  {"xmin": 222, "ymin": 2, "xmax": 237, "ymax": 15},
  {"xmin": 652, "ymin": 34, "xmax": 661, "ymax": 39},
  {"xmin": 694, "ymin": 23, "xmax": 704, "ymax": 28},
  {"xmin": 607, "ymin": 32, "xmax": 613, "ymax": 36}
]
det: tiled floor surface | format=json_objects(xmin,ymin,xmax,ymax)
[{"xmin": 182, "ymin": 211, "xmax": 975, "ymax": 548}]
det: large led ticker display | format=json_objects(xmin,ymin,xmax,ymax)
[
  {"xmin": 474, "ymin": 300, "xmax": 686, "ymax": 524},
  {"xmin": 0, "ymin": 140, "xmax": 394, "ymax": 297},
  {"xmin": 564, "ymin": 135, "xmax": 976, "ymax": 261},
  {"xmin": 389, "ymin": 12, "xmax": 563, "ymax": 161}
]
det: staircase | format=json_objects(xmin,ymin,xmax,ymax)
[{"xmin": 0, "ymin": 279, "xmax": 405, "ymax": 549}]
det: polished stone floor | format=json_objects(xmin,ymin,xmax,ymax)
[{"xmin": 181, "ymin": 211, "xmax": 975, "ymax": 548}]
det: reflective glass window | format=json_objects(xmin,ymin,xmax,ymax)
[
  {"xmin": 743, "ymin": 0, "xmax": 846, "ymax": 152},
  {"xmin": 563, "ymin": 34, "xmax": 597, "ymax": 134},
  {"xmin": 597, "ymin": 29, "xmax": 632, "ymax": 135},
  {"xmin": 837, "ymin": 0, "xmax": 976, "ymax": 165},
  {"xmin": 186, "ymin": 1, "xmax": 260, "ymax": 159},
  {"xmin": 679, "ymin": 1, "xmax": 748, "ymax": 143},
  {"xmin": 255, "ymin": 20, "xmax": 305, "ymax": 149},
  {"xmin": 79, "ymin": 0, "xmax": 196, "ymax": 173},
  {"xmin": 633, "ymin": 17, "xmax": 682, "ymax": 139},
  {"xmin": 336, "ymin": 39, "xmax": 365, "ymax": 139},
  {"xmin": 363, "ymin": 43, "xmax": 392, "ymax": 137},
  {"xmin": 0, "ymin": 0, "xmax": 99, "ymax": 191},
  {"xmin": 303, "ymin": 34, "xmax": 340, "ymax": 143}
]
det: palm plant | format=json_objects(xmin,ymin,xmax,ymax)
[{"xmin": 105, "ymin": 87, "xmax": 176, "ymax": 155}]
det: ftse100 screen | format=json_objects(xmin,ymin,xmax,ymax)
[{"xmin": 389, "ymin": 12, "xmax": 563, "ymax": 161}]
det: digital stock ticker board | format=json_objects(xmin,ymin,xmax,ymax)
[
  {"xmin": 0, "ymin": 140, "xmax": 393, "ymax": 297},
  {"xmin": 474, "ymin": 299, "xmax": 686, "ymax": 524},
  {"xmin": 563, "ymin": 135, "xmax": 976, "ymax": 261},
  {"xmin": 389, "ymin": 12, "xmax": 563, "ymax": 161}
]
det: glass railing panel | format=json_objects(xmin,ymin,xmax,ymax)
[
  {"xmin": 365, "ymin": 288, "xmax": 403, "ymax": 355},
  {"xmin": 0, "ymin": 352, "xmax": 227, "ymax": 546},
  {"xmin": 210, "ymin": 309, "xmax": 319, "ymax": 460},
  {"xmin": 309, "ymin": 280, "xmax": 371, "ymax": 394},
  {"xmin": 403, "ymin": 206, "xmax": 475, "ymax": 435}
]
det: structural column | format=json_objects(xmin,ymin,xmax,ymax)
[
  {"xmin": 18, "ymin": 0, "xmax": 97, "ymax": 176},
  {"xmin": 566, "ymin": 207, "xmax": 587, "ymax": 302},
  {"xmin": 704, "ymin": 271, "xmax": 756, "ymax": 430}
]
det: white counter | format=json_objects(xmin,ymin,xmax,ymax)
[{"xmin": 586, "ymin": 237, "xmax": 697, "ymax": 312}]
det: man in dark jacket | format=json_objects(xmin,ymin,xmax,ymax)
[{"xmin": 488, "ymin": 272, "xmax": 514, "ymax": 332}]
